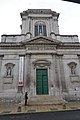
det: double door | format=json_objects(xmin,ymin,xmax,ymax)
[{"xmin": 36, "ymin": 69, "xmax": 48, "ymax": 95}]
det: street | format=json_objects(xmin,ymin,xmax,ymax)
[{"xmin": 0, "ymin": 110, "xmax": 80, "ymax": 120}]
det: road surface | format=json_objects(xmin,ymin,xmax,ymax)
[{"xmin": 0, "ymin": 110, "xmax": 80, "ymax": 120}]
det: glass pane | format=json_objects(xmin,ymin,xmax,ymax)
[
  {"xmin": 43, "ymin": 25, "xmax": 47, "ymax": 36},
  {"xmin": 35, "ymin": 25, "xmax": 38, "ymax": 36},
  {"xmin": 39, "ymin": 25, "xmax": 42, "ymax": 35}
]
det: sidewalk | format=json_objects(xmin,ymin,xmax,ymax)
[{"xmin": 0, "ymin": 101, "xmax": 80, "ymax": 115}]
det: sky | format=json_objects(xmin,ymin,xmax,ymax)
[{"xmin": 0, "ymin": 0, "xmax": 80, "ymax": 41}]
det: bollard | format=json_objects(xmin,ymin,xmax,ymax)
[
  {"xmin": 17, "ymin": 106, "xmax": 21, "ymax": 112},
  {"xmin": 63, "ymin": 103, "xmax": 66, "ymax": 109}
]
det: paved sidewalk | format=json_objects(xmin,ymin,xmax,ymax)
[{"xmin": 0, "ymin": 101, "xmax": 80, "ymax": 115}]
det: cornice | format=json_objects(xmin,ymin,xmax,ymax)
[
  {"xmin": 20, "ymin": 9, "xmax": 59, "ymax": 18},
  {"xmin": 26, "ymin": 52, "xmax": 56, "ymax": 55},
  {"xmin": 0, "ymin": 42, "xmax": 25, "ymax": 49},
  {"xmin": 20, "ymin": 36, "xmax": 61, "ymax": 45},
  {"xmin": 58, "ymin": 43, "xmax": 80, "ymax": 49},
  {"xmin": 24, "ymin": 42, "xmax": 58, "ymax": 46},
  {"xmin": 1, "ymin": 34, "xmax": 25, "ymax": 37},
  {"xmin": 0, "ymin": 42, "xmax": 80, "ymax": 50},
  {"xmin": 56, "ymin": 34, "xmax": 78, "ymax": 37}
]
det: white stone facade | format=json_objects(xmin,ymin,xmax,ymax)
[{"xmin": 0, "ymin": 9, "xmax": 80, "ymax": 101}]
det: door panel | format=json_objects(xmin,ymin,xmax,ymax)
[
  {"xmin": 42, "ymin": 75, "xmax": 48, "ymax": 94},
  {"xmin": 36, "ymin": 69, "xmax": 48, "ymax": 95}
]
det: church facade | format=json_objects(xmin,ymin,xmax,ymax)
[{"xmin": 0, "ymin": 9, "xmax": 80, "ymax": 101}]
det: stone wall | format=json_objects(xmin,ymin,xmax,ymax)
[{"xmin": 0, "ymin": 54, "xmax": 19, "ymax": 92}]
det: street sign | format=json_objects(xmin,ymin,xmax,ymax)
[{"xmin": 18, "ymin": 81, "xmax": 23, "ymax": 86}]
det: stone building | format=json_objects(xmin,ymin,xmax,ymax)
[{"xmin": 0, "ymin": 9, "xmax": 80, "ymax": 101}]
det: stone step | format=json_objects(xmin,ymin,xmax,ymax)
[{"xmin": 28, "ymin": 95, "xmax": 66, "ymax": 105}]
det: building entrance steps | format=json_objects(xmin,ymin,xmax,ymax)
[
  {"xmin": 1, "ymin": 100, "xmax": 80, "ymax": 114},
  {"xmin": 26, "ymin": 95, "xmax": 66, "ymax": 105}
]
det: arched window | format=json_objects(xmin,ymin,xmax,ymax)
[{"xmin": 35, "ymin": 22, "xmax": 47, "ymax": 36}]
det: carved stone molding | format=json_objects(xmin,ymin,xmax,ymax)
[
  {"xmin": 3, "ymin": 77, "xmax": 13, "ymax": 84},
  {"xmin": 33, "ymin": 59, "xmax": 51, "ymax": 68},
  {"xmin": 70, "ymin": 75, "xmax": 79, "ymax": 83},
  {"xmin": 27, "ymin": 46, "xmax": 56, "ymax": 51}
]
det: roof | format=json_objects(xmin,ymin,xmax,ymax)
[{"xmin": 20, "ymin": 9, "xmax": 59, "ymax": 18}]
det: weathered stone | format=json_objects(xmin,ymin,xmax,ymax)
[{"xmin": 0, "ymin": 9, "xmax": 80, "ymax": 103}]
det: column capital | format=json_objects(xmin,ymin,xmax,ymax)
[{"xmin": 56, "ymin": 54, "xmax": 63, "ymax": 59}]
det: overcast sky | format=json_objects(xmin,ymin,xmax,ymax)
[{"xmin": 0, "ymin": 0, "xmax": 80, "ymax": 41}]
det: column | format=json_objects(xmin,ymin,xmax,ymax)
[
  {"xmin": 50, "ymin": 54, "xmax": 55, "ymax": 95},
  {"xmin": 46, "ymin": 19, "xmax": 50, "ymax": 36},
  {"xmin": 50, "ymin": 54, "xmax": 60, "ymax": 96},
  {"xmin": 53, "ymin": 17, "xmax": 59, "ymax": 34},
  {"xmin": 52, "ymin": 54, "xmax": 59, "ymax": 88},
  {"xmin": 50, "ymin": 17, "xmax": 53, "ymax": 32},
  {"xmin": 51, "ymin": 54, "xmax": 56, "ymax": 87},
  {"xmin": 77, "ymin": 54, "xmax": 80, "ymax": 76},
  {"xmin": 30, "ymin": 18, "xmax": 33, "ymax": 36},
  {"xmin": 24, "ymin": 54, "xmax": 31, "ymax": 92},
  {"xmin": 0, "ymin": 55, "xmax": 4, "ymax": 76},
  {"xmin": 0, "ymin": 55, "xmax": 4, "ymax": 91},
  {"xmin": 21, "ymin": 18, "xmax": 26, "ymax": 34},
  {"xmin": 77, "ymin": 55, "xmax": 80, "ymax": 64},
  {"xmin": 58, "ymin": 55, "xmax": 67, "ymax": 93},
  {"xmin": 28, "ymin": 17, "xmax": 30, "ymax": 32},
  {"xmin": 0, "ymin": 57, "xmax": 2, "ymax": 77}
]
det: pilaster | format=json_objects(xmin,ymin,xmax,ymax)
[
  {"xmin": 52, "ymin": 54, "xmax": 59, "ymax": 89},
  {"xmin": 58, "ymin": 54, "xmax": 67, "ymax": 92},
  {"xmin": 77, "ymin": 55, "xmax": 80, "ymax": 64},
  {"xmin": 46, "ymin": 19, "xmax": 50, "ymax": 36},
  {"xmin": 50, "ymin": 17, "xmax": 53, "ymax": 32},
  {"xmin": 28, "ymin": 17, "xmax": 31, "ymax": 32},
  {"xmin": 0, "ymin": 55, "xmax": 4, "ymax": 77},
  {"xmin": 51, "ymin": 54, "xmax": 57, "ymax": 87},
  {"xmin": 21, "ymin": 18, "xmax": 26, "ymax": 34},
  {"xmin": 0, "ymin": 57, "xmax": 2, "ymax": 77},
  {"xmin": 0, "ymin": 55, "xmax": 4, "ymax": 91},
  {"xmin": 30, "ymin": 18, "xmax": 33, "ymax": 36},
  {"xmin": 24, "ymin": 54, "xmax": 31, "ymax": 92},
  {"xmin": 50, "ymin": 54, "xmax": 58, "ymax": 96},
  {"xmin": 77, "ymin": 54, "xmax": 80, "ymax": 79}
]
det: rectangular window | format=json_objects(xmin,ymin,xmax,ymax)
[{"xmin": 35, "ymin": 24, "xmax": 47, "ymax": 36}]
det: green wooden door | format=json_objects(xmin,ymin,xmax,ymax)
[{"xmin": 36, "ymin": 69, "xmax": 48, "ymax": 95}]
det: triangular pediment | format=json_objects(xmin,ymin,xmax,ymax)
[{"xmin": 20, "ymin": 36, "xmax": 61, "ymax": 45}]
